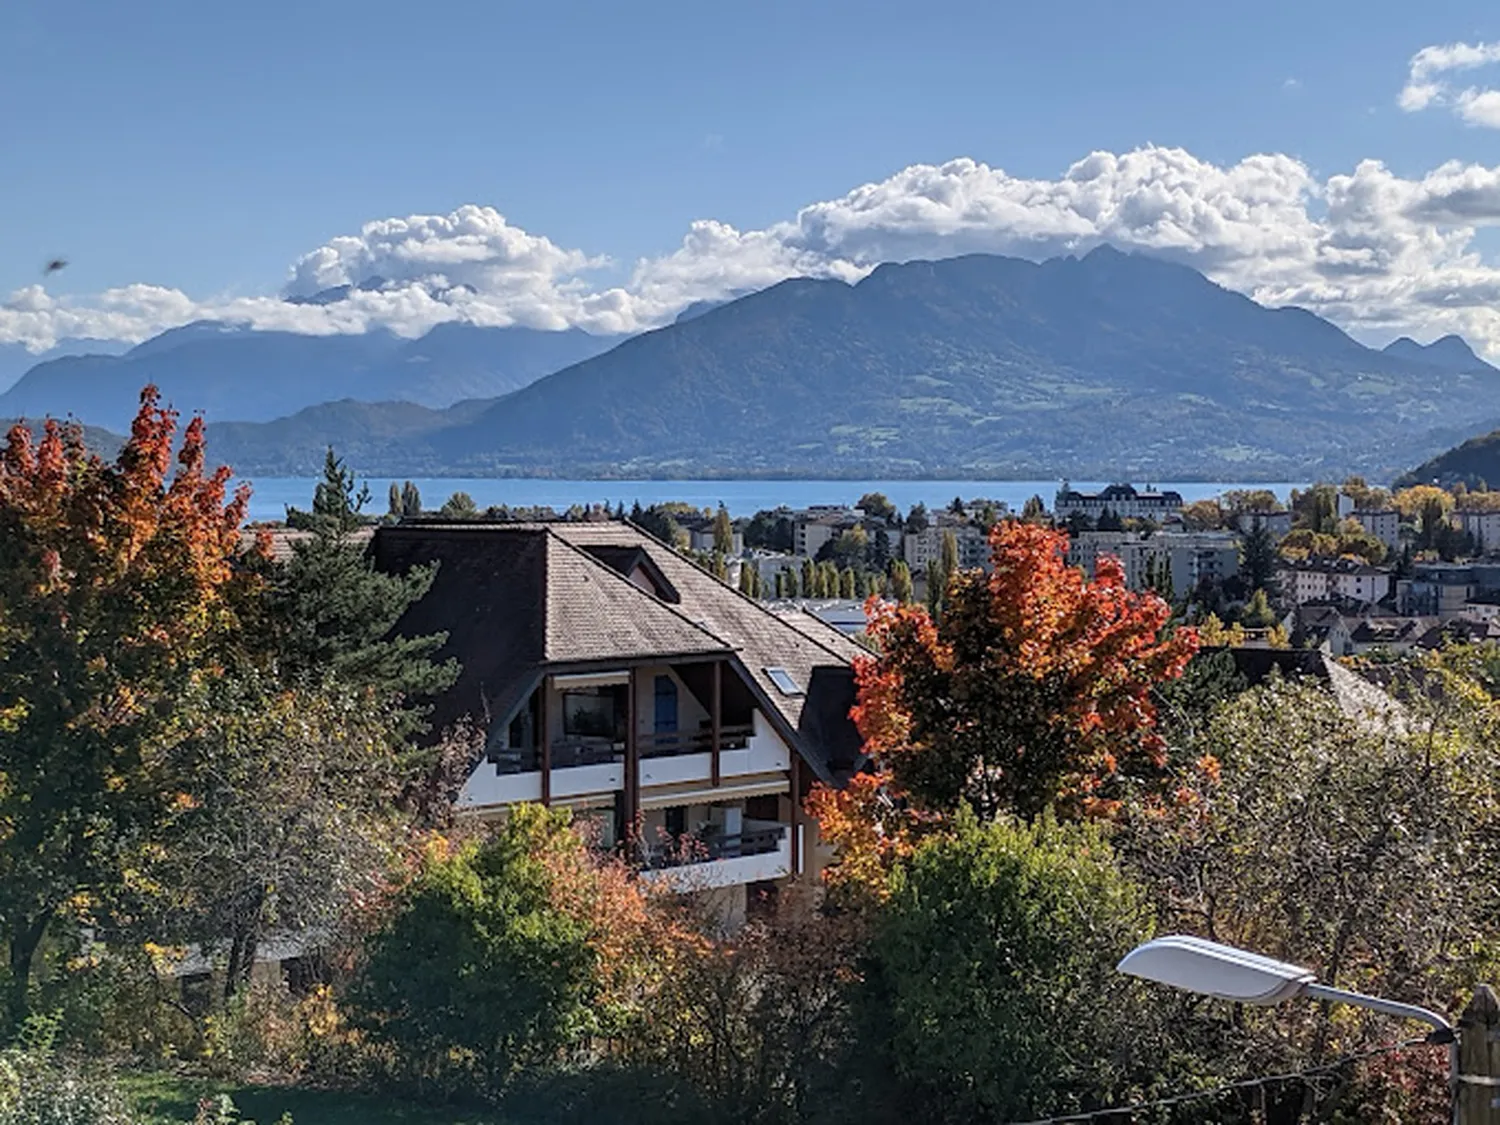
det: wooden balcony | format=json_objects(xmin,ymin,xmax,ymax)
[{"xmin": 639, "ymin": 723, "xmax": 752, "ymax": 760}]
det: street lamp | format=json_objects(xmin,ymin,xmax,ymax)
[{"xmin": 1118, "ymin": 934, "xmax": 1457, "ymax": 1103}]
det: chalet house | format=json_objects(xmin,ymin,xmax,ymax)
[
  {"xmin": 1347, "ymin": 616, "xmax": 1434, "ymax": 656},
  {"xmin": 374, "ymin": 521, "xmax": 866, "ymax": 925}
]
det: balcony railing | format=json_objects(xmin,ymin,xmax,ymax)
[
  {"xmin": 639, "ymin": 724, "xmax": 753, "ymax": 759},
  {"xmin": 639, "ymin": 822, "xmax": 787, "ymax": 870},
  {"xmin": 489, "ymin": 724, "xmax": 752, "ymax": 775},
  {"xmin": 490, "ymin": 736, "xmax": 623, "ymax": 775}
]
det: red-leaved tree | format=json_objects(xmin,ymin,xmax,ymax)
[
  {"xmin": 810, "ymin": 522, "xmax": 1196, "ymax": 892},
  {"xmin": 0, "ymin": 387, "xmax": 252, "ymax": 1024}
]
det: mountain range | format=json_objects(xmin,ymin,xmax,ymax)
[
  {"xmin": 0, "ymin": 321, "xmax": 619, "ymax": 432},
  {"xmin": 9, "ymin": 247, "xmax": 1500, "ymax": 480}
]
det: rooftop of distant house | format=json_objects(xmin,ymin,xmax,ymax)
[
  {"xmin": 1056, "ymin": 483, "xmax": 1185, "ymax": 504},
  {"xmin": 1278, "ymin": 556, "xmax": 1389, "ymax": 576}
]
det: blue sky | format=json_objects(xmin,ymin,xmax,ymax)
[{"xmin": 5, "ymin": 0, "xmax": 1500, "ymax": 355}]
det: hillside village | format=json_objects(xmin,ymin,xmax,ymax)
[{"xmin": 412, "ymin": 476, "xmax": 1500, "ymax": 665}]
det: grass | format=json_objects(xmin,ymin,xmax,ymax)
[{"xmin": 120, "ymin": 1071, "xmax": 507, "ymax": 1125}]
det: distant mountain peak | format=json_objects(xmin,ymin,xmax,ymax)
[{"xmin": 1382, "ymin": 333, "xmax": 1494, "ymax": 373}]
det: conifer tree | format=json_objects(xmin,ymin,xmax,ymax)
[
  {"xmin": 713, "ymin": 504, "xmax": 734, "ymax": 555},
  {"xmin": 941, "ymin": 529, "xmax": 960, "ymax": 576},
  {"xmin": 308, "ymin": 447, "xmax": 370, "ymax": 533},
  {"xmin": 401, "ymin": 481, "xmax": 422, "ymax": 517},
  {"xmin": 926, "ymin": 559, "xmax": 946, "ymax": 618},
  {"xmin": 890, "ymin": 560, "xmax": 914, "ymax": 604}
]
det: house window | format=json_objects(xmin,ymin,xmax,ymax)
[
  {"xmin": 654, "ymin": 675, "xmax": 678, "ymax": 734},
  {"xmin": 765, "ymin": 666, "xmax": 803, "ymax": 696},
  {"xmin": 563, "ymin": 687, "xmax": 626, "ymax": 740}
]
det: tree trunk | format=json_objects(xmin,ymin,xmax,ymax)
[
  {"xmin": 6, "ymin": 909, "xmax": 53, "ymax": 1030},
  {"xmin": 222, "ymin": 887, "xmax": 266, "ymax": 1003}
]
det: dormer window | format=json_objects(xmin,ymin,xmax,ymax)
[{"xmin": 765, "ymin": 666, "xmax": 803, "ymax": 696}]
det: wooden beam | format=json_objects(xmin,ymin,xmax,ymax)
[
  {"xmin": 710, "ymin": 660, "xmax": 723, "ymax": 788},
  {"xmin": 539, "ymin": 678, "xmax": 551, "ymax": 807},
  {"xmin": 625, "ymin": 667, "xmax": 641, "ymax": 846},
  {"xmin": 789, "ymin": 751, "xmax": 801, "ymax": 876}
]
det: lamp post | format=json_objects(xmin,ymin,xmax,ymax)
[{"xmin": 1118, "ymin": 934, "xmax": 1461, "ymax": 1118}]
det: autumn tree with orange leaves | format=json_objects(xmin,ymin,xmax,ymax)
[
  {"xmin": 811, "ymin": 522, "xmax": 1196, "ymax": 890},
  {"xmin": 0, "ymin": 388, "xmax": 253, "ymax": 1026}
]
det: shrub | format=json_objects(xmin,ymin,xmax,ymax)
[
  {"xmin": 848, "ymin": 812, "xmax": 1176, "ymax": 1124},
  {"xmin": 349, "ymin": 807, "xmax": 664, "ymax": 1096},
  {"xmin": 0, "ymin": 1048, "xmax": 135, "ymax": 1125}
]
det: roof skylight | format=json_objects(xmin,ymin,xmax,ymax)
[{"xmin": 765, "ymin": 666, "xmax": 803, "ymax": 696}]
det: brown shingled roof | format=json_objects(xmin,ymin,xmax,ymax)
[
  {"xmin": 374, "ymin": 520, "xmax": 863, "ymax": 784},
  {"xmin": 546, "ymin": 522, "xmax": 857, "ymax": 731},
  {"xmin": 373, "ymin": 524, "xmax": 731, "ymax": 739}
]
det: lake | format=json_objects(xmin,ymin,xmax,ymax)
[{"xmin": 243, "ymin": 477, "xmax": 1308, "ymax": 524}]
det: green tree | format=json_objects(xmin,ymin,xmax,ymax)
[
  {"xmin": 253, "ymin": 518, "xmax": 456, "ymax": 740},
  {"xmin": 800, "ymin": 559, "xmax": 816, "ymax": 600},
  {"xmin": 388, "ymin": 481, "xmax": 402, "ymax": 519},
  {"xmin": 636, "ymin": 505, "xmax": 684, "ymax": 549},
  {"xmin": 744, "ymin": 509, "xmax": 787, "ymax": 550},
  {"xmin": 1181, "ymin": 498, "xmax": 1224, "ymax": 530},
  {"xmin": 1222, "ymin": 488, "xmax": 1283, "ymax": 515},
  {"xmin": 351, "ymin": 805, "xmax": 657, "ymax": 1093},
  {"xmin": 869, "ymin": 528, "xmax": 892, "ymax": 571},
  {"xmin": 888, "ymin": 560, "xmax": 913, "ymax": 604},
  {"xmin": 401, "ymin": 480, "xmax": 423, "ymax": 517},
  {"xmin": 948, "ymin": 496, "xmax": 966, "ymax": 517},
  {"xmin": 310, "ymin": 447, "xmax": 370, "ymax": 532},
  {"xmin": 1239, "ymin": 522, "xmax": 1279, "ymax": 594},
  {"xmin": 839, "ymin": 566, "xmax": 857, "ymax": 599},
  {"xmin": 924, "ymin": 559, "xmax": 946, "ymax": 619},
  {"xmin": 151, "ymin": 676, "xmax": 413, "ymax": 1001},
  {"xmin": 739, "ymin": 563, "xmax": 757, "ymax": 597},
  {"xmin": 439, "ymin": 491, "xmax": 479, "ymax": 519},
  {"xmin": 857, "ymin": 492, "xmax": 897, "ymax": 523},
  {"xmin": 1291, "ymin": 483, "xmax": 1339, "ymax": 535},
  {"xmin": 1151, "ymin": 647, "xmax": 1249, "ymax": 742},
  {"xmin": 853, "ymin": 814, "xmax": 1166, "ymax": 1124},
  {"xmin": 939, "ymin": 529, "xmax": 959, "ymax": 576},
  {"xmin": 712, "ymin": 504, "xmax": 734, "ymax": 555},
  {"xmin": 1020, "ymin": 494, "xmax": 1046, "ymax": 522},
  {"xmin": 1124, "ymin": 675, "xmax": 1500, "ymax": 1082},
  {"xmin": 1240, "ymin": 587, "xmax": 1276, "ymax": 628},
  {"xmin": 905, "ymin": 503, "xmax": 930, "ymax": 534}
]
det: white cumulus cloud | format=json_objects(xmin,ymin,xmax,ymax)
[
  {"xmin": 1399, "ymin": 40, "xmax": 1500, "ymax": 125},
  {"xmin": 15, "ymin": 143, "xmax": 1500, "ymax": 362}
]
